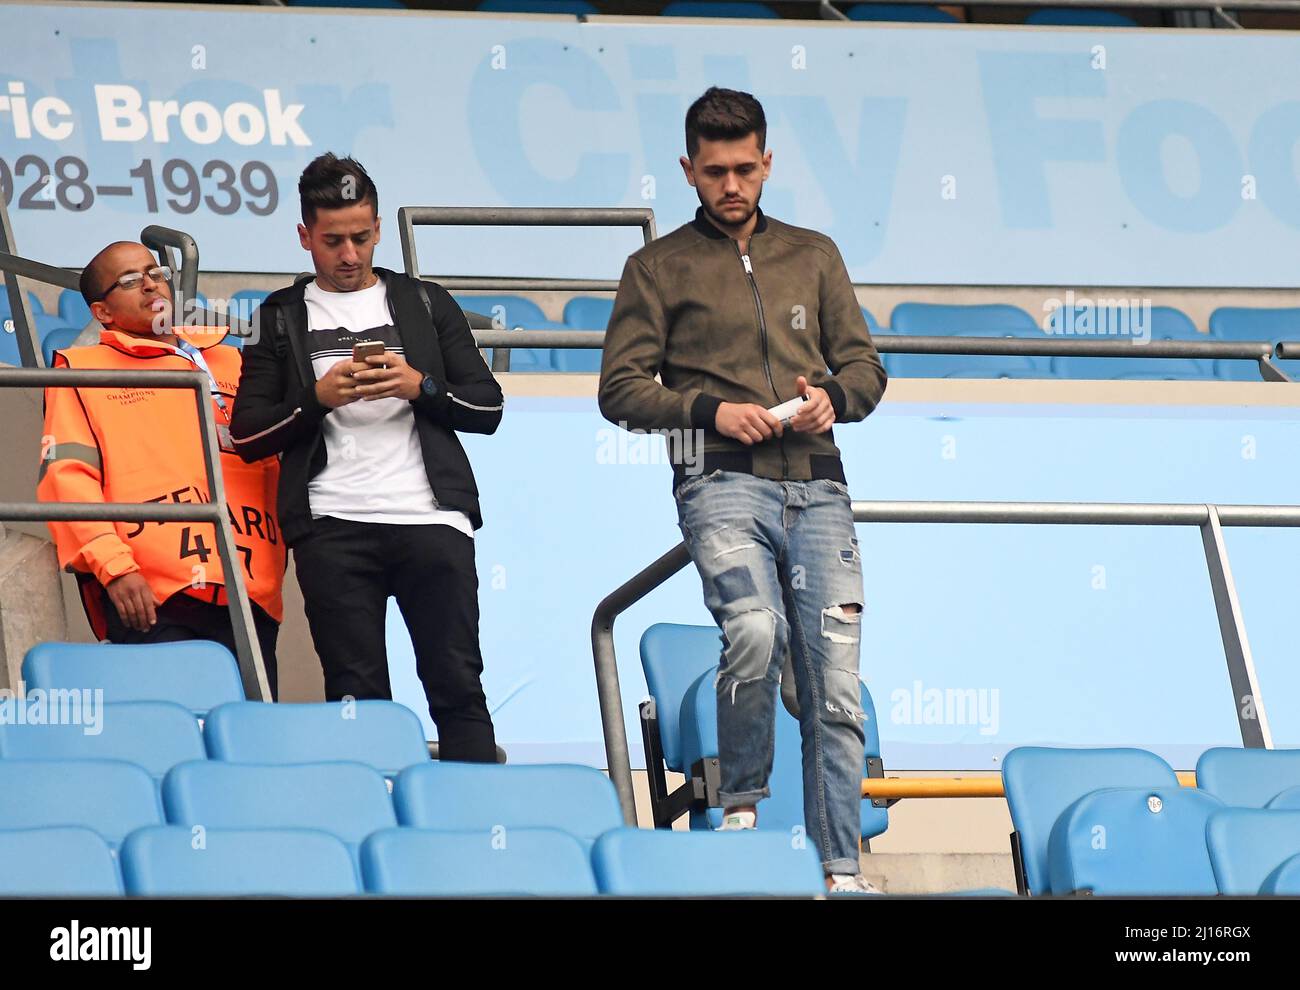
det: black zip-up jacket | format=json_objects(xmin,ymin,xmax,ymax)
[{"xmin": 228, "ymin": 268, "xmax": 504, "ymax": 547}]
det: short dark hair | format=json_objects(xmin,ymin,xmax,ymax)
[
  {"xmin": 79, "ymin": 241, "xmax": 144, "ymax": 305},
  {"xmin": 685, "ymin": 87, "xmax": 767, "ymax": 160},
  {"xmin": 298, "ymin": 153, "xmax": 378, "ymax": 226}
]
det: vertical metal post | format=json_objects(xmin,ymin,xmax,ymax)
[
  {"xmin": 592, "ymin": 611, "xmax": 638, "ymax": 826},
  {"xmin": 1200, "ymin": 504, "xmax": 1272, "ymax": 748},
  {"xmin": 192, "ymin": 373, "xmax": 272, "ymax": 702},
  {"xmin": 398, "ymin": 207, "xmax": 420, "ymax": 279},
  {"xmin": 0, "ymin": 195, "xmax": 43, "ymax": 368},
  {"xmin": 591, "ymin": 542, "xmax": 693, "ymax": 826}
]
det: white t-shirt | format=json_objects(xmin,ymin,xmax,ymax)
[{"xmin": 304, "ymin": 278, "xmax": 473, "ymax": 537}]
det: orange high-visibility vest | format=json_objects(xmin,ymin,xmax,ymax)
[{"xmin": 38, "ymin": 327, "xmax": 285, "ymax": 636}]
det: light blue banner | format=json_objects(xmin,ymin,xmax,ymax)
[{"xmin": 4, "ymin": 5, "xmax": 1300, "ymax": 284}]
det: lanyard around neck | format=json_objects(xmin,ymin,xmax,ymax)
[{"xmin": 174, "ymin": 339, "xmax": 230, "ymax": 418}]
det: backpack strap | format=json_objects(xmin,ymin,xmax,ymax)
[{"xmin": 415, "ymin": 279, "xmax": 433, "ymax": 322}]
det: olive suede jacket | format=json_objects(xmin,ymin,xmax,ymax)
[{"xmin": 598, "ymin": 207, "xmax": 887, "ymax": 486}]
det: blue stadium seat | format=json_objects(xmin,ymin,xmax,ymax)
[
  {"xmin": 120, "ymin": 826, "xmax": 360, "ymax": 896},
  {"xmin": 681, "ymin": 663, "xmax": 889, "ymax": 839},
  {"xmin": 563, "ymin": 296, "xmax": 614, "ymax": 331},
  {"xmin": 162, "ymin": 761, "xmax": 396, "ymax": 861},
  {"xmin": 477, "ymin": 0, "xmax": 598, "ymax": 13},
  {"xmin": 1046, "ymin": 303, "xmax": 1201, "ymax": 339},
  {"xmin": 36, "ymin": 313, "xmax": 75, "ymax": 341},
  {"xmin": 1050, "ymin": 354, "xmax": 1216, "ymax": 380},
  {"xmin": 0, "ymin": 324, "xmax": 20, "ymax": 366},
  {"xmin": 1048, "ymin": 306, "xmax": 1214, "ymax": 380},
  {"xmin": 453, "ymin": 294, "xmax": 556, "ymax": 371},
  {"xmin": 884, "ymin": 351, "xmax": 1050, "ymax": 379},
  {"xmin": 1205, "ymin": 808, "xmax": 1300, "ymax": 895},
  {"xmin": 0, "ymin": 288, "xmax": 43, "ymax": 317},
  {"xmin": 1, "ymin": 314, "xmax": 72, "ymax": 366},
  {"xmin": 846, "ymin": 3, "xmax": 959, "ymax": 21},
  {"xmin": 1195, "ymin": 747, "xmax": 1300, "ymax": 808},
  {"xmin": 393, "ymin": 762, "xmax": 623, "ymax": 846},
  {"xmin": 203, "ymin": 700, "xmax": 429, "ymax": 777},
  {"xmin": 361, "ymin": 827, "xmax": 598, "ymax": 896},
  {"xmin": 556, "ymin": 296, "xmax": 612, "ymax": 371},
  {"xmin": 891, "ymin": 303, "xmax": 1040, "ymax": 336},
  {"xmin": 592, "ymin": 827, "xmax": 825, "ymax": 896},
  {"xmin": 662, "ymin": 1, "xmax": 778, "ymax": 17},
  {"xmin": 640, "ymin": 623, "xmax": 722, "ymax": 777},
  {"xmin": 0, "ymin": 827, "xmax": 122, "ymax": 896},
  {"xmin": 0, "ymin": 700, "xmax": 205, "ymax": 779},
  {"xmin": 41, "ymin": 326, "xmax": 83, "ymax": 366},
  {"xmin": 1267, "ymin": 785, "xmax": 1300, "ymax": 810},
  {"xmin": 878, "ymin": 314, "xmax": 1050, "ymax": 376},
  {"xmin": 886, "ymin": 304, "xmax": 1047, "ymax": 377},
  {"xmin": 1047, "ymin": 786, "xmax": 1223, "ymax": 895},
  {"xmin": 229, "ymin": 289, "xmax": 270, "ymax": 315},
  {"xmin": 1209, "ymin": 306, "xmax": 1300, "ymax": 342},
  {"xmin": 861, "ymin": 306, "xmax": 882, "ymax": 332},
  {"xmin": 1261, "ymin": 852, "xmax": 1300, "ymax": 895},
  {"xmin": 1209, "ymin": 306, "xmax": 1300, "ymax": 381},
  {"xmin": 1025, "ymin": 8, "xmax": 1138, "ymax": 26},
  {"xmin": 58, "ymin": 289, "xmax": 94, "ymax": 330},
  {"xmin": 1002, "ymin": 746, "xmax": 1180, "ymax": 896},
  {"xmin": 23, "ymin": 641, "xmax": 244, "ymax": 717},
  {"xmin": 0, "ymin": 759, "xmax": 163, "ymax": 847}
]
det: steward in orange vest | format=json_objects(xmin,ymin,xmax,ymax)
[{"xmin": 37, "ymin": 242, "xmax": 284, "ymax": 693}]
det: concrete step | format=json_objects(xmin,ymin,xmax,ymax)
[{"xmin": 859, "ymin": 852, "xmax": 1018, "ymax": 895}]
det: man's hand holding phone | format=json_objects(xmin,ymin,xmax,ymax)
[
  {"xmin": 314, "ymin": 344, "xmax": 371, "ymax": 409},
  {"xmin": 353, "ymin": 348, "xmax": 423, "ymax": 402}
]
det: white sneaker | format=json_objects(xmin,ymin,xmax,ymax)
[
  {"xmin": 718, "ymin": 810, "xmax": 757, "ymax": 831},
  {"xmin": 828, "ymin": 873, "xmax": 883, "ymax": 895}
]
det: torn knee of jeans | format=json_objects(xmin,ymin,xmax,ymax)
[
  {"xmin": 716, "ymin": 609, "xmax": 780, "ymax": 704},
  {"xmin": 824, "ymin": 698, "xmax": 867, "ymax": 722},
  {"xmin": 824, "ymin": 668, "xmax": 866, "ymax": 723},
  {"xmin": 820, "ymin": 602, "xmax": 862, "ymax": 644}
]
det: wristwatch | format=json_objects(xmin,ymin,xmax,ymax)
[{"xmin": 420, "ymin": 374, "xmax": 437, "ymax": 398}]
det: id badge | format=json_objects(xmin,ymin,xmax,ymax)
[{"xmin": 217, "ymin": 422, "xmax": 236, "ymax": 454}]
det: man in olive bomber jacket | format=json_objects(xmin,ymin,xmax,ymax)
[{"xmin": 598, "ymin": 87, "xmax": 887, "ymax": 893}]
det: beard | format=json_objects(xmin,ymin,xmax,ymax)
[{"xmin": 697, "ymin": 184, "xmax": 762, "ymax": 231}]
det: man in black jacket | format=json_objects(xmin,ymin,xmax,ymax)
[{"xmin": 230, "ymin": 154, "xmax": 503, "ymax": 762}]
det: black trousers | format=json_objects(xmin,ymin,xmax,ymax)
[
  {"xmin": 101, "ymin": 590, "xmax": 280, "ymax": 701},
  {"xmin": 291, "ymin": 515, "xmax": 498, "ymax": 763}
]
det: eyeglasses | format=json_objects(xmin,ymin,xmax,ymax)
[{"xmin": 99, "ymin": 265, "xmax": 173, "ymax": 300}]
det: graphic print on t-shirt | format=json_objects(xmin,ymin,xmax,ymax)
[{"xmin": 303, "ymin": 278, "xmax": 473, "ymax": 536}]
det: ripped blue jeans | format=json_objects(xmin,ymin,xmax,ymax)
[{"xmin": 675, "ymin": 469, "xmax": 866, "ymax": 876}]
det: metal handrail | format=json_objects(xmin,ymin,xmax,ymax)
[
  {"xmin": 467, "ymin": 329, "xmax": 1296, "ymax": 382},
  {"xmin": 397, "ymin": 206, "xmax": 657, "ymax": 372},
  {"xmin": 0, "ymin": 366, "xmax": 272, "ymax": 703},
  {"xmin": 593, "ymin": 498, "xmax": 1290, "ymax": 825}
]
